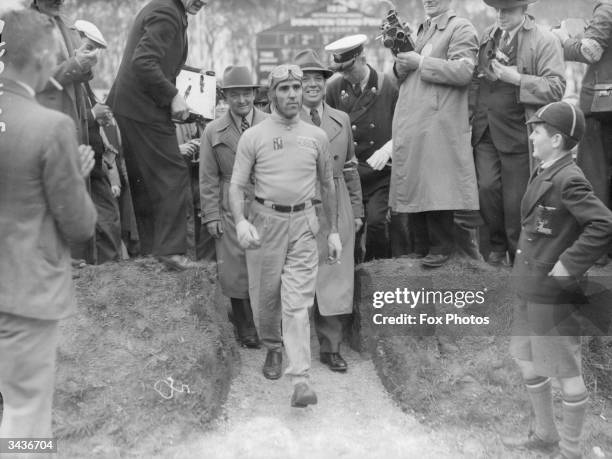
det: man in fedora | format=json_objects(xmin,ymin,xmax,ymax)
[
  {"xmin": 295, "ymin": 49, "xmax": 363, "ymax": 372},
  {"xmin": 200, "ymin": 66, "xmax": 267, "ymax": 348},
  {"xmin": 107, "ymin": 0, "xmax": 207, "ymax": 269},
  {"xmin": 325, "ymin": 34, "xmax": 400, "ymax": 262},
  {"xmin": 471, "ymin": 0, "xmax": 565, "ymax": 266},
  {"xmin": 229, "ymin": 64, "xmax": 341, "ymax": 407}
]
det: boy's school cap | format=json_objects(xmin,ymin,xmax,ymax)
[{"xmin": 527, "ymin": 101, "xmax": 586, "ymax": 142}]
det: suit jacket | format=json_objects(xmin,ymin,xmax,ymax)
[
  {"xmin": 107, "ymin": 0, "xmax": 188, "ymax": 125},
  {"xmin": 471, "ymin": 15, "xmax": 566, "ymax": 152},
  {"xmin": 325, "ymin": 66, "xmax": 397, "ymax": 188},
  {"xmin": 0, "ymin": 78, "xmax": 97, "ymax": 320},
  {"xmin": 562, "ymin": 1, "xmax": 612, "ymax": 115},
  {"xmin": 301, "ymin": 103, "xmax": 363, "ymax": 314},
  {"xmin": 513, "ymin": 154, "xmax": 612, "ymax": 303},
  {"xmin": 34, "ymin": 13, "xmax": 92, "ymax": 144}
]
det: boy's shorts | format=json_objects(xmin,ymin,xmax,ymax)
[{"xmin": 510, "ymin": 300, "xmax": 582, "ymax": 378}]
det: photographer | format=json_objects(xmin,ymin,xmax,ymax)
[{"xmin": 471, "ymin": 0, "xmax": 566, "ymax": 267}]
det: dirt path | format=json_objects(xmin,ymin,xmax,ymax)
[{"xmin": 159, "ymin": 341, "xmax": 463, "ymax": 459}]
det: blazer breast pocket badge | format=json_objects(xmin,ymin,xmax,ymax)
[{"xmin": 534, "ymin": 204, "xmax": 557, "ymax": 236}]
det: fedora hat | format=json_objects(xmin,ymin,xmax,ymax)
[
  {"xmin": 294, "ymin": 49, "xmax": 333, "ymax": 79},
  {"xmin": 221, "ymin": 66, "xmax": 260, "ymax": 90},
  {"xmin": 483, "ymin": 0, "xmax": 537, "ymax": 8}
]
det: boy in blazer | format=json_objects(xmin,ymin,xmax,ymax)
[{"xmin": 504, "ymin": 101, "xmax": 612, "ymax": 459}]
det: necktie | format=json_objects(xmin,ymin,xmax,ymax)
[
  {"xmin": 310, "ymin": 107, "xmax": 321, "ymax": 127},
  {"xmin": 353, "ymin": 83, "xmax": 362, "ymax": 97},
  {"xmin": 241, "ymin": 116, "xmax": 249, "ymax": 132}
]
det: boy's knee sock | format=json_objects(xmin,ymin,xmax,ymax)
[
  {"xmin": 525, "ymin": 376, "xmax": 559, "ymax": 442},
  {"xmin": 559, "ymin": 392, "xmax": 589, "ymax": 459}
]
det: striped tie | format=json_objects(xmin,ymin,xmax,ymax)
[
  {"xmin": 310, "ymin": 107, "xmax": 321, "ymax": 127},
  {"xmin": 241, "ymin": 116, "xmax": 249, "ymax": 132}
]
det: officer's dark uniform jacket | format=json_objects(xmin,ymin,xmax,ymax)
[
  {"xmin": 513, "ymin": 155, "xmax": 612, "ymax": 304},
  {"xmin": 562, "ymin": 0, "xmax": 612, "ymax": 117},
  {"xmin": 325, "ymin": 65, "xmax": 398, "ymax": 192}
]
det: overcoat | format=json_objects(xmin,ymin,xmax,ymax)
[
  {"xmin": 107, "ymin": 0, "xmax": 188, "ymax": 125},
  {"xmin": 0, "ymin": 79, "xmax": 97, "ymax": 320},
  {"xmin": 512, "ymin": 155, "xmax": 612, "ymax": 304},
  {"xmin": 301, "ymin": 104, "xmax": 364, "ymax": 315},
  {"xmin": 390, "ymin": 10, "xmax": 479, "ymax": 213},
  {"xmin": 199, "ymin": 109, "xmax": 268, "ymax": 298},
  {"xmin": 34, "ymin": 13, "xmax": 91, "ymax": 144}
]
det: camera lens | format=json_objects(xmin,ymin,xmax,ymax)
[{"xmin": 383, "ymin": 37, "xmax": 395, "ymax": 48}]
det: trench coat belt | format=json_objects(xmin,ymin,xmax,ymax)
[
  {"xmin": 221, "ymin": 176, "xmax": 232, "ymax": 182},
  {"xmin": 254, "ymin": 196, "xmax": 321, "ymax": 213}
]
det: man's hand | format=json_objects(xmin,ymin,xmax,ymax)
[
  {"xmin": 179, "ymin": 141, "xmax": 199, "ymax": 159},
  {"xmin": 395, "ymin": 51, "xmax": 422, "ymax": 74},
  {"xmin": 354, "ymin": 218, "xmax": 363, "ymax": 234},
  {"xmin": 491, "ymin": 60, "xmax": 521, "ymax": 86},
  {"xmin": 111, "ymin": 185, "xmax": 121, "ymax": 198},
  {"xmin": 75, "ymin": 44, "xmax": 99, "ymax": 70},
  {"xmin": 171, "ymin": 93, "xmax": 190, "ymax": 121},
  {"xmin": 327, "ymin": 232, "xmax": 342, "ymax": 264},
  {"xmin": 236, "ymin": 219, "xmax": 260, "ymax": 249},
  {"xmin": 92, "ymin": 103, "xmax": 113, "ymax": 126},
  {"xmin": 206, "ymin": 220, "xmax": 224, "ymax": 239},
  {"xmin": 366, "ymin": 147, "xmax": 390, "ymax": 171},
  {"xmin": 78, "ymin": 145, "xmax": 95, "ymax": 178},
  {"xmin": 548, "ymin": 260, "xmax": 570, "ymax": 277}
]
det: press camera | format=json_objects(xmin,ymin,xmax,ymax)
[{"xmin": 378, "ymin": 2, "xmax": 415, "ymax": 56}]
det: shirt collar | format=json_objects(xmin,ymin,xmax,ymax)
[
  {"xmin": 360, "ymin": 66, "xmax": 371, "ymax": 91},
  {"xmin": 303, "ymin": 103, "xmax": 323, "ymax": 118},
  {"xmin": 501, "ymin": 16, "xmax": 526, "ymax": 42},
  {"xmin": 230, "ymin": 109, "xmax": 253, "ymax": 129},
  {"xmin": 539, "ymin": 153, "xmax": 567, "ymax": 171}
]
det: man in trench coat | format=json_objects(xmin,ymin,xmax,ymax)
[
  {"xmin": 390, "ymin": 0, "xmax": 479, "ymax": 268},
  {"xmin": 295, "ymin": 49, "xmax": 364, "ymax": 372},
  {"xmin": 200, "ymin": 66, "xmax": 267, "ymax": 348}
]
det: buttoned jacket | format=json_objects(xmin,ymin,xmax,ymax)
[{"xmin": 513, "ymin": 155, "xmax": 612, "ymax": 303}]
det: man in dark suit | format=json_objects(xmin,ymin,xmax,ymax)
[
  {"xmin": 325, "ymin": 35, "xmax": 399, "ymax": 262},
  {"xmin": 471, "ymin": 0, "xmax": 565, "ymax": 266},
  {"xmin": 0, "ymin": 8, "xmax": 96, "ymax": 442},
  {"xmin": 107, "ymin": 0, "xmax": 207, "ymax": 269}
]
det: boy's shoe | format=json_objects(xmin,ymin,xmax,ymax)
[
  {"xmin": 501, "ymin": 432, "xmax": 559, "ymax": 453},
  {"xmin": 291, "ymin": 382, "xmax": 317, "ymax": 407}
]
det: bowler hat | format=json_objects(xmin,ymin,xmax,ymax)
[
  {"xmin": 221, "ymin": 66, "xmax": 260, "ymax": 90},
  {"xmin": 527, "ymin": 101, "xmax": 586, "ymax": 142},
  {"xmin": 483, "ymin": 0, "xmax": 537, "ymax": 8},
  {"xmin": 294, "ymin": 49, "xmax": 333, "ymax": 79}
]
